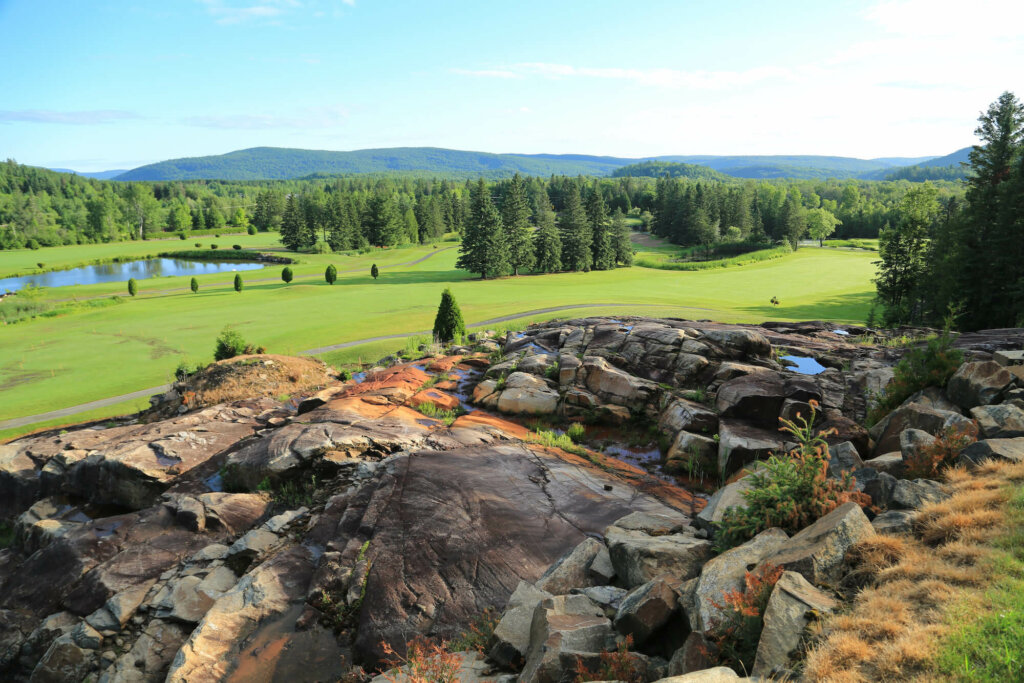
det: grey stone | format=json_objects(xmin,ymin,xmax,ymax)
[
  {"xmin": 871, "ymin": 510, "xmax": 916, "ymax": 535},
  {"xmin": 971, "ymin": 404, "xmax": 1024, "ymax": 439},
  {"xmin": 864, "ymin": 472, "xmax": 947, "ymax": 511},
  {"xmin": 490, "ymin": 582, "xmax": 553, "ymax": 669},
  {"xmin": 947, "ymin": 361, "xmax": 1016, "ymax": 410},
  {"xmin": 536, "ymin": 537, "xmax": 603, "ymax": 595},
  {"xmin": 262, "ymin": 506, "xmax": 308, "ymax": 533},
  {"xmin": 959, "ymin": 438, "xmax": 1024, "ymax": 466},
  {"xmin": 588, "ymin": 546, "xmax": 616, "ymax": 584},
  {"xmin": 690, "ymin": 528, "xmax": 789, "ymax": 632},
  {"xmin": 518, "ymin": 595, "xmax": 613, "ymax": 683},
  {"xmin": 613, "ymin": 576, "xmax": 680, "ymax": 646},
  {"xmin": 605, "ymin": 526, "xmax": 713, "ymax": 589},
  {"xmin": 759, "ymin": 503, "xmax": 874, "ymax": 586},
  {"xmin": 576, "ymin": 586, "xmax": 628, "ymax": 612},
  {"xmin": 751, "ymin": 571, "xmax": 837, "ymax": 678}
]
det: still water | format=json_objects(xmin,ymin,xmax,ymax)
[{"xmin": 1, "ymin": 258, "xmax": 265, "ymax": 292}]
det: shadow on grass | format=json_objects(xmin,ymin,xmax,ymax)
[{"xmin": 738, "ymin": 290, "xmax": 875, "ymax": 323}]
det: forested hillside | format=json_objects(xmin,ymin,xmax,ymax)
[
  {"xmin": 102, "ymin": 146, "xmax": 959, "ymax": 182},
  {"xmin": 611, "ymin": 161, "xmax": 727, "ymax": 181}
]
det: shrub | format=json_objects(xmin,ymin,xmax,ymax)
[
  {"xmin": 281, "ymin": 267, "xmax": 293, "ymax": 284},
  {"xmin": 247, "ymin": 226, "xmax": 256, "ymax": 235},
  {"xmin": 179, "ymin": 232, "xmax": 187, "ymax": 240},
  {"xmin": 174, "ymin": 360, "xmax": 200, "ymax": 381},
  {"xmin": 715, "ymin": 400, "xmax": 869, "ymax": 550},
  {"xmin": 379, "ymin": 637, "xmax": 462, "ymax": 683},
  {"xmin": 214, "ymin": 326, "xmax": 247, "ymax": 361},
  {"xmin": 36, "ymin": 262, "xmax": 44, "ymax": 269},
  {"xmin": 194, "ymin": 242, "xmax": 202, "ymax": 247},
  {"xmin": 371, "ymin": 263, "xmax": 379, "ymax": 280},
  {"xmin": 233, "ymin": 244, "xmax": 242, "ymax": 250},
  {"xmin": 210, "ymin": 243, "xmax": 219, "ymax": 249},
  {"xmin": 27, "ymin": 238, "xmax": 40, "ymax": 249},
  {"xmin": 233, "ymin": 273, "xmax": 243, "ymax": 293},
  {"xmin": 567, "ymin": 422, "xmax": 586, "ymax": 443},
  {"xmin": 867, "ymin": 331, "xmax": 963, "ymax": 424},
  {"xmin": 573, "ymin": 635, "xmax": 643, "ymax": 683},
  {"xmin": 433, "ymin": 288, "xmax": 466, "ymax": 342},
  {"xmin": 904, "ymin": 420, "xmax": 979, "ymax": 478},
  {"xmin": 449, "ymin": 608, "xmax": 499, "ymax": 654},
  {"xmin": 706, "ymin": 564, "xmax": 784, "ymax": 674},
  {"xmin": 127, "ymin": 278, "xmax": 137, "ymax": 297},
  {"xmin": 325, "ymin": 264, "xmax": 337, "ymax": 284},
  {"xmin": 190, "ymin": 277, "xmax": 199, "ymax": 294}
]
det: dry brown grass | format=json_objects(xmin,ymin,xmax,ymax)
[
  {"xmin": 180, "ymin": 354, "xmax": 336, "ymax": 409},
  {"xmin": 801, "ymin": 461, "xmax": 1024, "ymax": 681}
]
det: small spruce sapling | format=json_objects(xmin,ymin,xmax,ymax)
[
  {"xmin": 371, "ymin": 263, "xmax": 379, "ymax": 280},
  {"xmin": 432, "ymin": 288, "xmax": 466, "ymax": 343},
  {"xmin": 127, "ymin": 278, "xmax": 137, "ymax": 297},
  {"xmin": 233, "ymin": 273, "xmax": 243, "ymax": 293},
  {"xmin": 190, "ymin": 277, "xmax": 199, "ymax": 294}
]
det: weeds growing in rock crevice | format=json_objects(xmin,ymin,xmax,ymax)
[
  {"xmin": 715, "ymin": 401, "xmax": 869, "ymax": 551},
  {"xmin": 573, "ymin": 635, "xmax": 644, "ymax": 683},
  {"xmin": 706, "ymin": 564, "xmax": 785, "ymax": 675},
  {"xmin": 804, "ymin": 460, "xmax": 1024, "ymax": 681},
  {"xmin": 866, "ymin": 330, "xmax": 962, "ymax": 425}
]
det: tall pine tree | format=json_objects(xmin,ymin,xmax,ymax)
[
  {"xmin": 586, "ymin": 189, "xmax": 614, "ymax": 270},
  {"xmin": 456, "ymin": 179, "xmax": 508, "ymax": 279},
  {"xmin": 279, "ymin": 194, "xmax": 303, "ymax": 251},
  {"xmin": 501, "ymin": 173, "xmax": 535, "ymax": 275},
  {"xmin": 559, "ymin": 183, "xmax": 592, "ymax": 271},
  {"xmin": 610, "ymin": 208, "xmax": 633, "ymax": 266},
  {"xmin": 533, "ymin": 191, "xmax": 562, "ymax": 273}
]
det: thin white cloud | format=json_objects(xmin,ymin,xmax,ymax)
[
  {"xmin": 180, "ymin": 105, "xmax": 348, "ymax": 129},
  {"xmin": 452, "ymin": 62, "xmax": 797, "ymax": 90},
  {"xmin": 450, "ymin": 68, "xmax": 521, "ymax": 80},
  {"xmin": 0, "ymin": 109, "xmax": 142, "ymax": 125},
  {"xmin": 198, "ymin": 0, "xmax": 355, "ymax": 24}
]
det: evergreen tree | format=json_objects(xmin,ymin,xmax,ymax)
[
  {"xmin": 533, "ymin": 192, "xmax": 562, "ymax": 273},
  {"xmin": 325, "ymin": 264, "xmax": 337, "ymax": 284},
  {"xmin": 559, "ymin": 183, "xmax": 592, "ymax": 271},
  {"xmin": 501, "ymin": 173, "xmax": 535, "ymax": 275},
  {"xmin": 127, "ymin": 278, "xmax": 137, "ymax": 297},
  {"xmin": 371, "ymin": 263, "xmax": 379, "ymax": 279},
  {"xmin": 876, "ymin": 184, "xmax": 939, "ymax": 325},
  {"xmin": 456, "ymin": 178, "xmax": 508, "ymax": 279},
  {"xmin": 279, "ymin": 194, "xmax": 303, "ymax": 251},
  {"xmin": 190, "ymin": 277, "xmax": 199, "ymax": 294},
  {"xmin": 326, "ymin": 192, "xmax": 352, "ymax": 251},
  {"xmin": 281, "ymin": 267, "xmax": 293, "ymax": 284},
  {"xmin": 778, "ymin": 194, "xmax": 807, "ymax": 249},
  {"xmin": 586, "ymin": 189, "xmax": 614, "ymax": 270},
  {"xmin": 364, "ymin": 193, "xmax": 401, "ymax": 247},
  {"xmin": 433, "ymin": 287, "xmax": 466, "ymax": 342},
  {"xmin": 233, "ymin": 273, "xmax": 243, "ymax": 293},
  {"xmin": 611, "ymin": 208, "xmax": 633, "ymax": 266}
]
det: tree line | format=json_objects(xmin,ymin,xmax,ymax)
[
  {"xmin": 1, "ymin": 158, "xmax": 963, "ymax": 253},
  {"xmin": 875, "ymin": 91, "xmax": 1024, "ymax": 330}
]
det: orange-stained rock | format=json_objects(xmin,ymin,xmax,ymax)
[
  {"xmin": 408, "ymin": 389, "xmax": 461, "ymax": 412},
  {"xmin": 335, "ymin": 364, "xmax": 430, "ymax": 404},
  {"xmin": 425, "ymin": 355, "xmax": 463, "ymax": 373}
]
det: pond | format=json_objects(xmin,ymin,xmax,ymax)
[{"xmin": 0, "ymin": 258, "xmax": 266, "ymax": 292}]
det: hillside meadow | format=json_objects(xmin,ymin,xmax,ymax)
[{"xmin": 0, "ymin": 236, "xmax": 876, "ymax": 435}]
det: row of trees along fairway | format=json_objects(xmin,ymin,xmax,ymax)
[
  {"xmin": 875, "ymin": 91, "xmax": 1024, "ymax": 330},
  {"xmin": 456, "ymin": 175, "xmax": 633, "ymax": 278}
]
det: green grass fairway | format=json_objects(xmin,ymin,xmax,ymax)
[{"xmin": 1, "ymin": 240, "xmax": 876, "ymax": 429}]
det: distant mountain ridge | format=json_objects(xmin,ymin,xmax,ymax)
[
  {"xmin": 104, "ymin": 146, "xmax": 957, "ymax": 182},
  {"xmin": 49, "ymin": 168, "xmax": 129, "ymax": 180}
]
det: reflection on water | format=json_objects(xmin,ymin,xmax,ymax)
[{"xmin": 1, "ymin": 258, "xmax": 265, "ymax": 292}]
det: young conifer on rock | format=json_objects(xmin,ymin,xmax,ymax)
[{"xmin": 433, "ymin": 287, "xmax": 466, "ymax": 343}]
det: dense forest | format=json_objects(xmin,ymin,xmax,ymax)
[
  {"xmin": 0, "ymin": 158, "xmax": 965, "ymax": 254},
  {"xmin": 875, "ymin": 92, "xmax": 1024, "ymax": 330}
]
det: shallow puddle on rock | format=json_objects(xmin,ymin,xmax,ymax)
[{"xmin": 781, "ymin": 355, "xmax": 827, "ymax": 375}]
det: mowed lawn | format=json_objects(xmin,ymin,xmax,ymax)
[{"xmin": 0, "ymin": 243, "xmax": 876, "ymax": 423}]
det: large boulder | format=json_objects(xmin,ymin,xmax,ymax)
[
  {"xmin": 869, "ymin": 401, "xmax": 971, "ymax": 456},
  {"xmin": 759, "ymin": 503, "xmax": 874, "ymax": 586},
  {"xmin": 605, "ymin": 520, "xmax": 712, "ymax": 589},
  {"xmin": 496, "ymin": 373, "xmax": 560, "ymax": 416},
  {"xmin": 490, "ymin": 582, "xmax": 552, "ymax": 670},
  {"xmin": 535, "ymin": 537, "xmax": 604, "ymax": 595},
  {"xmin": 715, "ymin": 373, "xmax": 820, "ymax": 428},
  {"xmin": 518, "ymin": 595, "xmax": 613, "ymax": 683},
  {"xmin": 971, "ymin": 404, "xmax": 1024, "ymax": 439},
  {"xmin": 751, "ymin": 571, "xmax": 838, "ymax": 678},
  {"xmin": 688, "ymin": 528, "xmax": 789, "ymax": 633},
  {"xmin": 863, "ymin": 472, "xmax": 947, "ymax": 511},
  {"xmin": 660, "ymin": 398, "xmax": 718, "ymax": 436},
  {"xmin": 716, "ymin": 420, "xmax": 790, "ymax": 477},
  {"xmin": 947, "ymin": 361, "xmax": 1016, "ymax": 410},
  {"xmin": 582, "ymin": 356, "xmax": 660, "ymax": 408},
  {"xmin": 959, "ymin": 438, "xmax": 1024, "ymax": 466},
  {"xmin": 665, "ymin": 432, "xmax": 717, "ymax": 478},
  {"xmin": 613, "ymin": 575, "xmax": 681, "ymax": 647}
]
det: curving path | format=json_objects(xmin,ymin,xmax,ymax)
[{"xmin": 0, "ymin": 301, "xmax": 712, "ymax": 432}]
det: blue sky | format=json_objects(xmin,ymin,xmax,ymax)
[{"xmin": 1, "ymin": 0, "xmax": 1021, "ymax": 171}]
